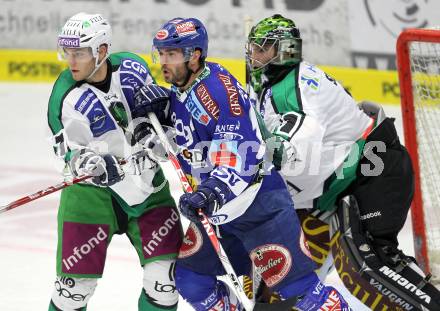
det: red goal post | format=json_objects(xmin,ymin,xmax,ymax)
[{"xmin": 397, "ymin": 27, "xmax": 440, "ymax": 276}]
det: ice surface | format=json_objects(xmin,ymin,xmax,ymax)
[{"xmin": 0, "ymin": 83, "xmax": 414, "ymax": 310}]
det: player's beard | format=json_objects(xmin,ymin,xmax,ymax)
[{"xmin": 161, "ymin": 64, "xmax": 190, "ymax": 87}]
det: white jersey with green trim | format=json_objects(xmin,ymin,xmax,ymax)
[
  {"xmin": 255, "ymin": 61, "xmax": 373, "ymax": 210},
  {"xmin": 48, "ymin": 52, "xmax": 160, "ymax": 206}
]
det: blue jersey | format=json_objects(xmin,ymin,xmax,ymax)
[{"xmin": 168, "ymin": 62, "xmax": 283, "ymax": 224}]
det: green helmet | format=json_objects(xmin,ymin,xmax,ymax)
[{"xmin": 246, "ymin": 14, "xmax": 302, "ymax": 92}]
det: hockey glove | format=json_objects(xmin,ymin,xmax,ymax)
[
  {"xmin": 133, "ymin": 119, "xmax": 176, "ymax": 162},
  {"xmin": 133, "ymin": 84, "xmax": 170, "ymax": 119},
  {"xmin": 70, "ymin": 150, "xmax": 125, "ymax": 187},
  {"xmin": 178, "ymin": 177, "xmax": 232, "ymax": 223},
  {"xmin": 265, "ymin": 135, "xmax": 296, "ymax": 171}
]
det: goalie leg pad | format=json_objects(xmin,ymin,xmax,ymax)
[
  {"xmin": 50, "ymin": 276, "xmax": 97, "ymax": 310},
  {"xmin": 331, "ymin": 195, "xmax": 440, "ymax": 311},
  {"xmin": 141, "ymin": 259, "xmax": 179, "ymax": 309}
]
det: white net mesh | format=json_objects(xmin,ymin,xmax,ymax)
[{"xmin": 408, "ymin": 32, "xmax": 440, "ymax": 281}]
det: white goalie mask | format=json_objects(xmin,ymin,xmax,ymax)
[{"xmin": 57, "ymin": 13, "xmax": 112, "ymax": 77}]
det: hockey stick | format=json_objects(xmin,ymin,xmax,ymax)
[
  {"xmin": 148, "ymin": 112, "xmax": 299, "ymax": 311},
  {"xmin": 0, "ymin": 150, "xmax": 149, "ymax": 215},
  {"xmin": 147, "ymin": 112, "xmax": 254, "ymax": 311},
  {"xmin": 0, "ymin": 174, "xmax": 92, "ymax": 214}
]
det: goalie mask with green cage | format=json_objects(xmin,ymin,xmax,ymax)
[{"xmin": 246, "ymin": 14, "xmax": 302, "ymax": 91}]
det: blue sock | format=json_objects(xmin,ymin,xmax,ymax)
[{"xmin": 278, "ymin": 272, "xmax": 320, "ymax": 299}]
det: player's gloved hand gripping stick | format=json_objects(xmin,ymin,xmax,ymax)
[
  {"xmin": 148, "ymin": 112, "xmax": 301, "ymax": 311},
  {"xmin": 147, "ymin": 112, "xmax": 254, "ymax": 311},
  {"xmin": 0, "ymin": 150, "xmax": 149, "ymax": 214}
]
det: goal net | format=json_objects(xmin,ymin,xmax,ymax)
[{"xmin": 397, "ymin": 27, "xmax": 440, "ymax": 281}]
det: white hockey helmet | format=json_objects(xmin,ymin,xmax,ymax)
[{"xmin": 57, "ymin": 13, "xmax": 112, "ymax": 65}]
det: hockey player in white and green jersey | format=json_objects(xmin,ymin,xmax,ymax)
[
  {"xmin": 47, "ymin": 13, "xmax": 182, "ymax": 311},
  {"xmin": 246, "ymin": 14, "xmax": 440, "ymax": 311}
]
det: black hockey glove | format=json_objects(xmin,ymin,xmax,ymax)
[
  {"xmin": 133, "ymin": 84, "xmax": 170, "ymax": 119},
  {"xmin": 178, "ymin": 178, "xmax": 231, "ymax": 223}
]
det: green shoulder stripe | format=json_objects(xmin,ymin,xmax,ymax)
[
  {"xmin": 315, "ymin": 138, "xmax": 367, "ymax": 212},
  {"xmin": 271, "ymin": 66, "xmax": 302, "ymax": 114},
  {"xmin": 109, "ymin": 52, "xmax": 155, "ymax": 83},
  {"xmin": 47, "ymin": 69, "xmax": 77, "ymax": 135}
]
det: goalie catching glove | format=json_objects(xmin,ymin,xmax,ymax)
[{"xmin": 70, "ymin": 149, "xmax": 124, "ymax": 187}]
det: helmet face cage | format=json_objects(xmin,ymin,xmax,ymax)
[
  {"xmin": 246, "ymin": 32, "xmax": 301, "ymax": 70},
  {"xmin": 246, "ymin": 14, "xmax": 302, "ymax": 91},
  {"xmin": 246, "ymin": 37, "xmax": 280, "ymax": 70}
]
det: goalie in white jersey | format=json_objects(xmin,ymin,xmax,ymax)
[
  {"xmin": 47, "ymin": 13, "xmax": 182, "ymax": 311},
  {"xmin": 246, "ymin": 14, "xmax": 440, "ymax": 310}
]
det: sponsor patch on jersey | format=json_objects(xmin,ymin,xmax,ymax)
[
  {"xmin": 121, "ymin": 58, "xmax": 148, "ymax": 78},
  {"xmin": 209, "ymin": 140, "xmax": 242, "ymax": 170},
  {"xmin": 300, "ymin": 74, "xmax": 320, "ymax": 91},
  {"xmin": 178, "ymin": 222, "xmax": 203, "ymax": 258},
  {"xmin": 211, "ymin": 167, "xmax": 247, "ymax": 196},
  {"xmin": 215, "ymin": 132, "xmax": 244, "ymax": 141},
  {"xmin": 208, "ymin": 214, "xmax": 229, "ymax": 225},
  {"xmin": 215, "ymin": 122, "xmax": 241, "ymax": 133},
  {"xmin": 186, "ymin": 92, "xmax": 211, "ymax": 125},
  {"xmin": 58, "ymin": 36, "xmax": 80, "ymax": 48},
  {"xmin": 176, "ymin": 21, "xmax": 197, "ymax": 37},
  {"xmin": 155, "ymin": 29, "xmax": 169, "ymax": 40},
  {"xmin": 250, "ymin": 244, "xmax": 292, "ymax": 287},
  {"xmin": 217, "ymin": 73, "xmax": 243, "ymax": 116},
  {"xmin": 319, "ymin": 289, "xmax": 342, "ymax": 311},
  {"xmin": 75, "ymin": 91, "xmax": 116, "ymax": 137},
  {"xmin": 181, "ymin": 148, "xmax": 208, "ymax": 169},
  {"xmin": 75, "ymin": 89, "xmax": 96, "ymax": 113},
  {"xmin": 195, "ymin": 83, "xmax": 219, "ymax": 120},
  {"xmin": 305, "ymin": 63, "xmax": 317, "ymax": 73}
]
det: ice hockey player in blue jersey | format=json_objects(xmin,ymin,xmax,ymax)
[{"xmin": 134, "ymin": 17, "xmax": 352, "ymax": 310}]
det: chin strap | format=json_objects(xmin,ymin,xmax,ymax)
[{"xmin": 86, "ymin": 54, "xmax": 109, "ymax": 81}]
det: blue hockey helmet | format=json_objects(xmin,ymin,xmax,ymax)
[{"xmin": 152, "ymin": 17, "xmax": 208, "ymax": 64}]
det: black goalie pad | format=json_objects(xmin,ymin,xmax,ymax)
[{"xmin": 331, "ymin": 195, "xmax": 440, "ymax": 311}]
